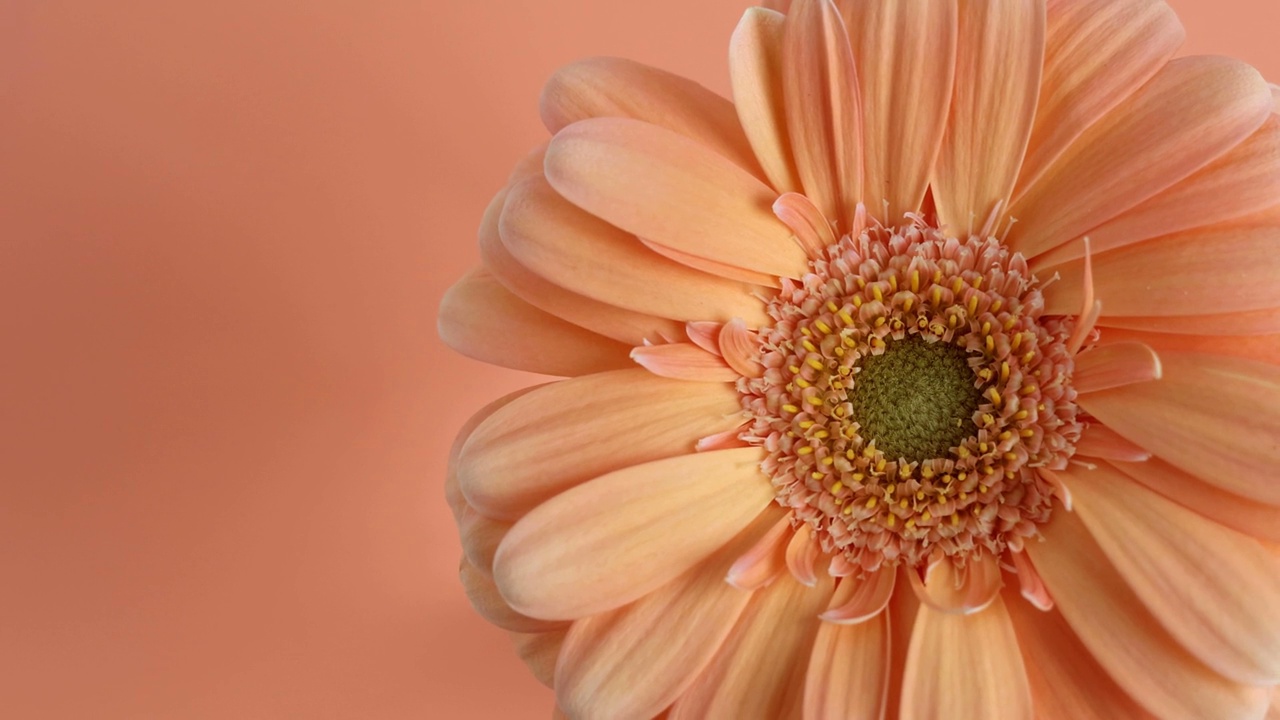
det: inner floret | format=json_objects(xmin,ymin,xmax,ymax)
[
  {"xmin": 847, "ymin": 335, "xmax": 983, "ymax": 464},
  {"xmin": 739, "ymin": 216, "xmax": 1085, "ymax": 573}
]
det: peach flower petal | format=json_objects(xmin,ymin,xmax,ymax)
[
  {"xmin": 479, "ymin": 188, "xmax": 683, "ymax": 345},
  {"xmin": 1032, "ymin": 115, "xmax": 1280, "ymax": 269},
  {"xmin": 885, "ymin": 567, "xmax": 921, "ymax": 720},
  {"xmin": 785, "ymin": 522, "xmax": 820, "ymax": 587},
  {"xmin": 908, "ymin": 552, "xmax": 1003, "ymax": 615},
  {"xmin": 1009, "ymin": 55, "xmax": 1272, "ymax": 260},
  {"xmin": 500, "ymin": 176, "xmax": 769, "ymax": 326},
  {"xmin": 630, "ymin": 343, "xmax": 739, "ymax": 383},
  {"xmin": 1078, "ymin": 351, "xmax": 1280, "ymax": 504},
  {"xmin": 718, "ymin": 318, "xmax": 765, "ymax": 379},
  {"xmin": 554, "ymin": 509, "xmax": 782, "ymax": 720},
  {"xmin": 819, "ymin": 566, "xmax": 896, "ymax": 624},
  {"xmin": 1098, "ymin": 307, "xmax": 1280, "ymax": 336},
  {"xmin": 804, "ymin": 609, "xmax": 890, "ymax": 720},
  {"xmin": 730, "ymin": 8, "xmax": 801, "ymax": 193},
  {"xmin": 1074, "ymin": 423, "xmax": 1152, "ymax": 463},
  {"xmin": 726, "ymin": 511, "xmax": 793, "ymax": 590},
  {"xmin": 446, "ymin": 386, "xmax": 542, "ymax": 523},
  {"xmin": 1065, "ymin": 462, "xmax": 1280, "ymax": 684},
  {"xmin": 1004, "ymin": 590, "xmax": 1156, "ymax": 720},
  {"xmin": 1109, "ymin": 457, "xmax": 1280, "ymax": 544},
  {"xmin": 899, "ymin": 596, "xmax": 1032, "ymax": 720},
  {"xmin": 1009, "ymin": 551, "xmax": 1053, "ymax": 611},
  {"xmin": 669, "ymin": 573, "xmax": 832, "ymax": 720},
  {"xmin": 540, "ymin": 57, "xmax": 764, "ymax": 177},
  {"xmin": 639, "ymin": 238, "xmax": 783, "ymax": 288},
  {"xmin": 459, "ymin": 557, "xmax": 568, "ymax": 634},
  {"xmin": 782, "ymin": 0, "xmax": 864, "ymax": 230},
  {"xmin": 1095, "ymin": 327, "xmax": 1280, "ymax": 367},
  {"xmin": 1014, "ymin": 0, "xmax": 1183, "ymax": 196},
  {"xmin": 773, "ymin": 192, "xmax": 837, "ymax": 260},
  {"xmin": 493, "ymin": 448, "xmax": 774, "ymax": 620},
  {"xmin": 842, "ymin": 0, "xmax": 957, "ymax": 223},
  {"xmin": 1028, "ymin": 509, "xmax": 1271, "ymax": 719},
  {"xmin": 545, "ymin": 117, "xmax": 808, "ymax": 279},
  {"xmin": 1073, "ymin": 341, "xmax": 1162, "ymax": 394},
  {"xmin": 459, "ymin": 506, "xmax": 511, "ymax": 574},
  {"xmin": 437, "ymin": 268, "xmax": 633, "ymax": 377},
  {"xmin": 930, "ymin": 0, "xmax": 1044, "ymax": 235},
  {"xmin": 458, "ymin": 369, "xmax": 742, "ymax": 520},
  {"xmin": 1042, "ymin": 225, "xmax": 1280, "ymax": 318},
  {"xmin": 510, "ymin": 629, "xmax": 567, "ymax": 689}
]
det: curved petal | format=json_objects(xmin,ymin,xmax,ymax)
[
  {"xmin": 459, "ymin": 507, "xmax": 511, "ymax": 574},
  {"xmin": 1004, "ymin": 590, "xmax": 1157, "ymax": 720},
  {"xmin": 1094, "ymin": 327, "xmax": 1280, "ymax": 367},
  {"xmin": 1064, "ymin": 462, "xmax": 1280, "ymax": 684},
  {"xmin": 718, "ymin": 318, "xmax": 765, "ymax": 379},
  {"xmin": 479, "ymin": 188, "xmax": 683, "ymax": 346},
  {"xmin": 1078, "ymin": 351, "xmax": 1280, "ymax": 504},
  {"xmin": 1099, "ymin": 307, "xmax": 1280, "ymax": 336},
  {"xmin": 1013, "ymin": 0, "xmax": 1183, "ymax": 196},
  {"xmin": 1073, "ymin": 341, "xmax": 1162, "ymax": 394},
  {"xmin": 541, "ymin": 56, "xmax": 764, "ymax": 177},
  {"xmin": 493, "ymin": 448, "xmax": 774, "ymax": 620},
  {"xmin": 1027, "ymin": 509, "xmax": 1271, "ymax": 720},
  {"xmin": 639, "ymin": 238, "xmax": 783, "ymax": 288},
  {"xmin": 500, "ymin": 176, "xmax": 769, "ymax": 326},
  {"xmin": 458, "ymin": 369, "xmax": 743, "ymax": 521},
  {"xmin": 545, "ymin": 117, "xmax": 808, "ymax": 279},
  {"xmin": 842, "ymin": 0, "xmax": 957, "ymax": 222},
  {"xmin": 459, "ymin": 557, "xmax": 568, "ymax": 634},
  {"xmin": 804, "ymin": 609, "xmax": 890, "ymax": 720},
  {"xmin": 907, "ymin": 552, "xmax": 1003, "ymax": 615},
  {"xmin": 1074, "ymin": 423, "xmax": 1152, "ymax": 463},
  {"xmin": 725, "ymin": 512, "xmax": 792, "ymax": 590},
  {"xmin": 511, "ymin": 629, "xmax": 567, "ymax": 689},
  {"xmin": 1008, "ymin": 55, "xmax": 1272, "ymax": 260},
  {"xmin": 668, "ymin": 573, "xmax": 832, "ymax": 720},
  {"xmin": 553, "ymin": 508, "xmax": 781, "ymax": 720},
  {"xmin": 1032, "ymin": 114, "xmax": 1280, "ymax": 269},
  {"xmin": 630, "ymin": 343, "xmax": 739, "ymax": 382},
  {"xmin": 899, "ymin": 595, "xmax": 1032, "ymax": 720},
  {"xmin": 730, "ymin": 7, "xmax": 802, "ymax": 193},
  {"xmin": 782, "ymin": 0, "xmax": 863, "ymax": 230},
  {"xmin": 819, "ymin": 566, "xmax": 896, "ymax": 624},
  {"xmin": 446, "ymin": 385, "xmax": 543, "ymax": 522},
  {"xmin": 931, "ymin": 0, "xmax": 1045, "ymax": 235},
  {"xmin": 1042, "ymin": 225, "xmax": 1280, "ymax": 318},
  {"xmin": 438, "ymin": 269, "xmax": 634, "ymax": 377}
]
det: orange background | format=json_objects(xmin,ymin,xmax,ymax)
[{"xmin": 0, "ymin": 1, "xmax": 1276, "ymax": 718}]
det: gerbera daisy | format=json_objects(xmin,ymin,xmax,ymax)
[{"xmin": 440, "ymin": 0, "xmax": 1280, "ymax": 717}]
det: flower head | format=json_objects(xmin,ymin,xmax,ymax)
[{"xmin": 441, "ymin": 0, "xmax": 1280, "ymax": 718}]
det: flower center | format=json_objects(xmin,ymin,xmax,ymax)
[
  {"xmin": 739, "ymin": 217, "xmax": 1086, "ymax": 573},
  {"xmin": 847, "ymin": 335, "xmax": 982, "ymax": 464}
]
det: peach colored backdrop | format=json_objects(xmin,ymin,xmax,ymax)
[{"xmin": 0, "ymin": 0, "xmax": 1276, "ymax": 718}]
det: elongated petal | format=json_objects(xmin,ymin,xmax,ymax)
[
  {"xmin": 1043, "ymin": 225, "xmax": 1280, "ymax": 318},
  {"xmin": 1095, "ymin": 327, "xmax": 1280, "ymax": 367},
  {"xmin": 804, "ymin": 610, "xmax": 890, "ymax": 720},
  {"xmin": 726, "ymin": 512, "xmax": 792, "ymax": 590},
  {"xmin": 501, "ymin": 176, "xmax": 768, "ymax": 326},
  {"xmin": 931, "ymin": 0, "xmax": 1044, "ymax": 235},
  {"xmin": 719, "ymin": 318, "xmax": 765, "ymax": 379},
  {"xmin": 630, "ymin": 343, "xmax": 739, "ymax": 382},
  {"xmin": 730, "ymin": 8, "xmax": 802, "ymax": 193},
  {"xmin": 669, "ymin": 573, "xmax": 832, "ymax": 720},
  {"xmin": 1074, "ymin": 423, "xmax": 1152, "ymax": 462},
  {"xmin": 447, "ymin": 386, "xmax": 542, "ymax": 522},
  {"xmin": 458, "ymin": 369, "xmax": 742, "ymax": 520},
  {"xmin": 459, "ymin": 557, "xmax": 568, "ymax": 634},
  {"xmin": 900, "ymin": 596, "xmax": 1032, "ymax": 720},
  {"xmin": 545, "ymin": 117, "xmax": 808, "ymax": 279},
  {"xmin": 541, "ymin": 57, "xmax": 764, "ymax": 177},
  {"xmin": 820, "ymin": 566, "xmax": 895, "ymax": 624},
  {"xmin": 1005, "ymin": 590, "xmax": 1156, "ymax": 720},
  {"xmin": 773, "ymin": 192, "xmax": 836, "ymax": 260},
  {"xmin": 908, "ymin": 552, "xmax": 1002, "ymax": 615},
  {"xmin": 782, "ymin": 0, "xmax": 863, "ymax": 230},
  {"xmin": 479, "ymin": 189, "xmax": 682, "ymax": 345},
  {"xmin": 1065, "ymin": 462, "xmax": 1280, "ymax": 684},
  {"xmin": 1078, "ymin": 351, "xmax": 1280, "ymax": 504},
  {"xmin": 438, "ymin": 269, "xmax": 633, "ymax": 376},
  {"xmin": 1028, "ymin": 510, "xmax": 1271, "ymax": 719},
  {"xmin": 1100, "ymin": 307, "xmax": 1280, "ymax": 336},
  {"xmin": 554, "ymin": 508, "xmax": 781, "ymax": 720},
  {"xmin": 640, "ymin": 238, "xmax": 783, "ymax": 288},
  {"xmin": 843, "ymin": 0, "xmax": 957, "ymax": 222},
  {"xmin": 1032, "ymin": 115, "xmax": 1280, "ymax": 268},
  {"xmin": 1014, "ymin": 0, "xmax": 1183, "ymax": 195},
  {"xmin": 1074, "ymin": 341, "xmax": 1161, "ymax": 394},
  {"xmin": 459, "ymin": 507, "xmax": 511, "ymax": 574},
  {"xmin": 493, "ymin": 448, "xmax": 773, "ymax": 620},
  {"xmin": 785, "ymin": 522, "xmax": 819, "ymax": 586},
  {"xmin": 1008, "ymin": 55, "xmax": 1272, "ymax": 260},
  {"xmin": 1109, "ymin": 457, "xmax": 1280, "ymax": 543}
]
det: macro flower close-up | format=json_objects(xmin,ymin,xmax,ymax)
[{"xmin": 439, "ymin": 0, "xmax": 1280, "ymax": 717}]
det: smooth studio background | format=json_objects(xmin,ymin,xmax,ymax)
[{"xmin": 0, "ymin": 1, "xmax": 1276, "ymax": 718}]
